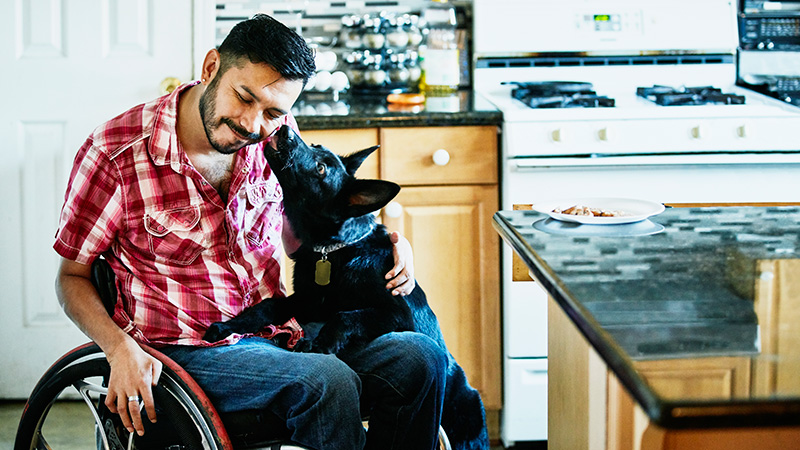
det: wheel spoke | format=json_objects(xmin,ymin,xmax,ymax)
[
  {"xmin": 74, "ymin": 379, "xmax": 112, "ymax": 450},
  {"xmin": 33, "ymin": 430, "xmax": 53, "ymax": 450}
]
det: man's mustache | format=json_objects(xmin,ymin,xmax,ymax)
[{"xmin": 222, "ymin": 118, "xmax": 263, "ymax": 142}]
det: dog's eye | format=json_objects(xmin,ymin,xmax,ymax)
[{"xmin": 316, "ymin": 162, "xmax": 326, "ymax": 176}]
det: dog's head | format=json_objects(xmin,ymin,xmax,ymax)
[{"xmin": 266, "ymin": 126, "xmax": 401, "ymax": 222}]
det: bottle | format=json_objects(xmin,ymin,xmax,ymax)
[{"xmin": 420, "ymin": 0, "xmax": 460, "ymax": 94}]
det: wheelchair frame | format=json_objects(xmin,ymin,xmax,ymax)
[{"xmin": 15, "ymin": 258, "xmax": 451, "ymax": 449}]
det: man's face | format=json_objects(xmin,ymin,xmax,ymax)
[{"xmin": 199, "ymin": 59, "xmax": 304, "ymax": 154}]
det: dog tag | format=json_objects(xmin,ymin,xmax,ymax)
[{"xmin": 315, "ymin": 259, "xmax": 331, "ymax": 286}]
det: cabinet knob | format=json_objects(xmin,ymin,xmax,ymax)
[
  {"xmin": 384, "ymin": 201, "xmax": 403, "ymax": 218},
  {"xmin": 690, "ymin": 125, "xmax": 704, "ymax": 139},
  {"xmin": 598, "ymin": 127, "xmax": 612, "ymax": 142},
  {"xmin": 432, "ymin": 149, "xmax": 451, "ymax": 166},
  {"xmin": 551, "ymin": 128, "xmax": 565, "ymax": 143}
]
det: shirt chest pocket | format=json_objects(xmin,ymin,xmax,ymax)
[
  {"xmin": 144, "ymin": 205, "xmax": 207, "ymax": 265},
  {"xmin": 244, "ymin": 181, "xmax": 283, "ymax": 248}
]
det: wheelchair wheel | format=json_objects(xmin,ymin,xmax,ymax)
[{"xmin": 15, "ymin": 343, "xmax": 229, "ymax": 450}]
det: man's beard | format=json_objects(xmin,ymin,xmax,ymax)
[{"xmin": 198, "ymin": 78, "xmax": 263, "ymax": 155}]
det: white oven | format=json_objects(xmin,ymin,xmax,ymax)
[{"xmin": 473, "ymin": 0, "xmax": 800, "ymax": 445}]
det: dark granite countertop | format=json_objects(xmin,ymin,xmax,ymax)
[
  {"xmin": 493, "ymin": 206, "xmax": 800, "ymax": 428},
  {"xmin": 292, "ymin": 90, "xmax": 502, "ymax": 130}
]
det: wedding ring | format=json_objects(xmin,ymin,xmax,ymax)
[{"xmin": 127, "ymin": 395, "xmax": 140, "ymax": 403}]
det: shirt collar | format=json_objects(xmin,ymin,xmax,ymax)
[{"xmin": 147, "ymin": 80, "xmax": 199, "ymax": 171}]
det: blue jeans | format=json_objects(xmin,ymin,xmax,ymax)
[{"xmin": 160, "ymin": 332, "xmax": 448, "ymax": 450}]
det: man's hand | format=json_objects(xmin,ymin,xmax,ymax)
[
  {"xmin": 385, "ymin": 231, "xmax": 416, "ymax": 296},
  {"xmin": 104, "ymin": 338, "xmax": 162, "ymax": 436},
  {"xmin": 57, "ymin": 257, "xmax": 162, "ymax": 436}
]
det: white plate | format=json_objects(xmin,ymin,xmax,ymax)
[{"xmin": 532, "ymin": 198, "xmax": 665, "ymax": 225}]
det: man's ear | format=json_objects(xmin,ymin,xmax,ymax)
[
  {"xmin": 201, "ymin": 49, "xmax": 221, "ymax": 84},
  {"xmin": 342, "ymin": 146, "xmax": 380, "ymax": 176},
  {"xmin": 344, "ymin": 179, "xmax": 401, "ymax": 217}
]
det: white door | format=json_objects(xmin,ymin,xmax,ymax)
[{"xmin": 0, "ymin": 0, "xmax": 212, "ymax": 398}]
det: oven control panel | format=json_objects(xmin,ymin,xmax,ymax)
[
  {"xmin": 739, "ymin": 0, "xmax": 800, "ymax": 50},
  {"xmin": 740, "ymin": 16, "xmax": 800, "ymax": 50},
  {"xmin": 575, "ymin": 12, "xmax": 639, "ymax": 34},
  {"xmin": 474, "ymin": 0, "xmax": 738, "ymax": 56}
]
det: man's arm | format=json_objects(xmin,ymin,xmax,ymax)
[{"xmin": 56, "ymin": 257, "xmax": 162, "ymax": 437}]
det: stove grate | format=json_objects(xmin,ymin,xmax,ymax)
[{"xmin": 636, "ymin": 85, "xmax": 746, "ymax": 106}]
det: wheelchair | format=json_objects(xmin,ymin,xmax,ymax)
[{"xmin": 15, "ymin": 258, "xmax": 452, "ymax": 450}]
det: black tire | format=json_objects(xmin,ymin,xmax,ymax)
[{"xmin": 14, "ymin": 344, "xmax": 226, "ymax": 450}]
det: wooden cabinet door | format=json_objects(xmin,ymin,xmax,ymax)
[{"xmin": 382, "ymin": 184, "xmax": 501, "ymax": 408}]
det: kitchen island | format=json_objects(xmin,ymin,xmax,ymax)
[{"xmin": 493, "ymin": 206, "xmax": 800, "ymax": 449}]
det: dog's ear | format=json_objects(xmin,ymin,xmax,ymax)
[
  {"xmin": 344, "ymin": 179, "xmax": 401, "ymax": 217},
  {"xmin": 342, "ymin": 145, "xmax": 380, "ymax": 176}
]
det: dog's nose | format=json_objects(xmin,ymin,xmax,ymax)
[{"xmin": 276, "ymin": 126, "xmax": 293, "ymax": 141}]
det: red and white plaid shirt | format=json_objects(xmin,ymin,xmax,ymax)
[{"xmin": 54, "ymin": 81, "xmax": 299, "ymax": 347}]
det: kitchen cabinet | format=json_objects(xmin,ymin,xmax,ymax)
[
  {"xmin": 549, "ymin": 295, "xmax": 795, "ymax": 450},
  {"xmin": 298, "ymin": 125, "xmax": 502, "ymax": 413},
  {"xmin": 740, "ymin": 258, "xmax": 800, "ymax": 397}
]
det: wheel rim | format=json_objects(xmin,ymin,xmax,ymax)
[{"xmin": 18, "ymin": 349, "xmax": 221, "ymax": 450}]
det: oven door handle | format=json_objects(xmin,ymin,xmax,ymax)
[{"xmin": 511, "ymin": 153, "xmax": 800, "ymax": 169}]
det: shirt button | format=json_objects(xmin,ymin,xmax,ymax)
[{"xmin": 241, "ymin": 168, "xmax": 248, "ymax": 174}]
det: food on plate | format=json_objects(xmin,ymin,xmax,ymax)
[{"xmin": 553, "ymin": 205, "xmax": 629, "ymax": 217}]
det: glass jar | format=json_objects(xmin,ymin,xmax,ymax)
[
  {"xmin": 388, "ymin": 53, "xmax": 410, "ymax": 84},
  {"xmin": 420, "ymin": 0, "xmax": 460, "ymax": 93},
  {"xmin": 363, "ymin": 54, "xmax": 387, "ymax": 87},
  {"xmin": 361, "ymin": 17, "xmax": 386, "ymax": 49}
]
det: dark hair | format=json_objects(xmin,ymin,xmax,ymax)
[{"xmin": 217, "ymin": 13, "xmax": 316, "ymax": 86}]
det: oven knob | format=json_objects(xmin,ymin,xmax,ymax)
[
  {"xmin": 597, "ymin": 127, "xmax": 613, "ymax": 142},
  {"xmin": 551, "ymin": 128, "xmax": 566, "ymax": 143},
  {"xmin": 690, "ymin": 125, "xmax": 705, "ymax": 139},
  {"xmin": 737, "ymin": 124, "xmax": 749, "ymax": 138},
  {"xmin": 432, "ymin": 149, "xmax": 451, "ymax": 166}
]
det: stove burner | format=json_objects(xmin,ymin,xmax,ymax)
[
  {"xmin": 636, "ymin": 85, "xmax": 746, "ymax": 106},
  {"xmin": 504, "ymin": 81, "xmax": 616, "ymax": 109}
]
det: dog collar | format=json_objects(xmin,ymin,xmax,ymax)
[
  {"xmin": 312, "ymin": 227, "xmax": 373, "ymax": 259},
  {"xmin": 312, "ymin": 228, "xmax": 373, "ymax": 286}
]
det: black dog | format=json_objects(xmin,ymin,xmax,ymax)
[{"xmin": 203, "ymin": 126, "xmax": 489, "ymax": 450}]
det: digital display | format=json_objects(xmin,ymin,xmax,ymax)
[{"xmin": 588, "ymin": 13, "xmax": 622, "ymax": 31}]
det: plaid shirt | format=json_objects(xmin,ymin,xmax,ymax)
[{"xmin": 54, "ymin": 81, "xmax": 297, "ymax": 347}]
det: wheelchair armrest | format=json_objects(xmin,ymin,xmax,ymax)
[{"xmin": 90, "ymin": 257, "xmax": 117, "ymax": 317}]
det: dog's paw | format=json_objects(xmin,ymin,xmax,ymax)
[
  {"xmin": 203, "ymin": 322, "xmax": 233, "ymax": 342},
  {"xmin": 309, "ymin": 337, "xmax": 346, "ymax": 355},
  {"xmin": 292, "ymin": 337, "xmax": 314, "ymax": 353}
]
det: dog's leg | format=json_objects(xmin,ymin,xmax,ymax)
[
  {"xmin": 295, "ymin": 303, "xmax": 414, "ymax": 354},
  {"xmin": 441, "ymin": 362, "xmax": 491, "ymax": 450},
  {"xmin": 203, "ymin": 296, "xmax": 296, "ymax": 342}
]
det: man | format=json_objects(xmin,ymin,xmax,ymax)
[{"xmin": 54, "ymin": 14, "xmax": 447, "ymax": 450}]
